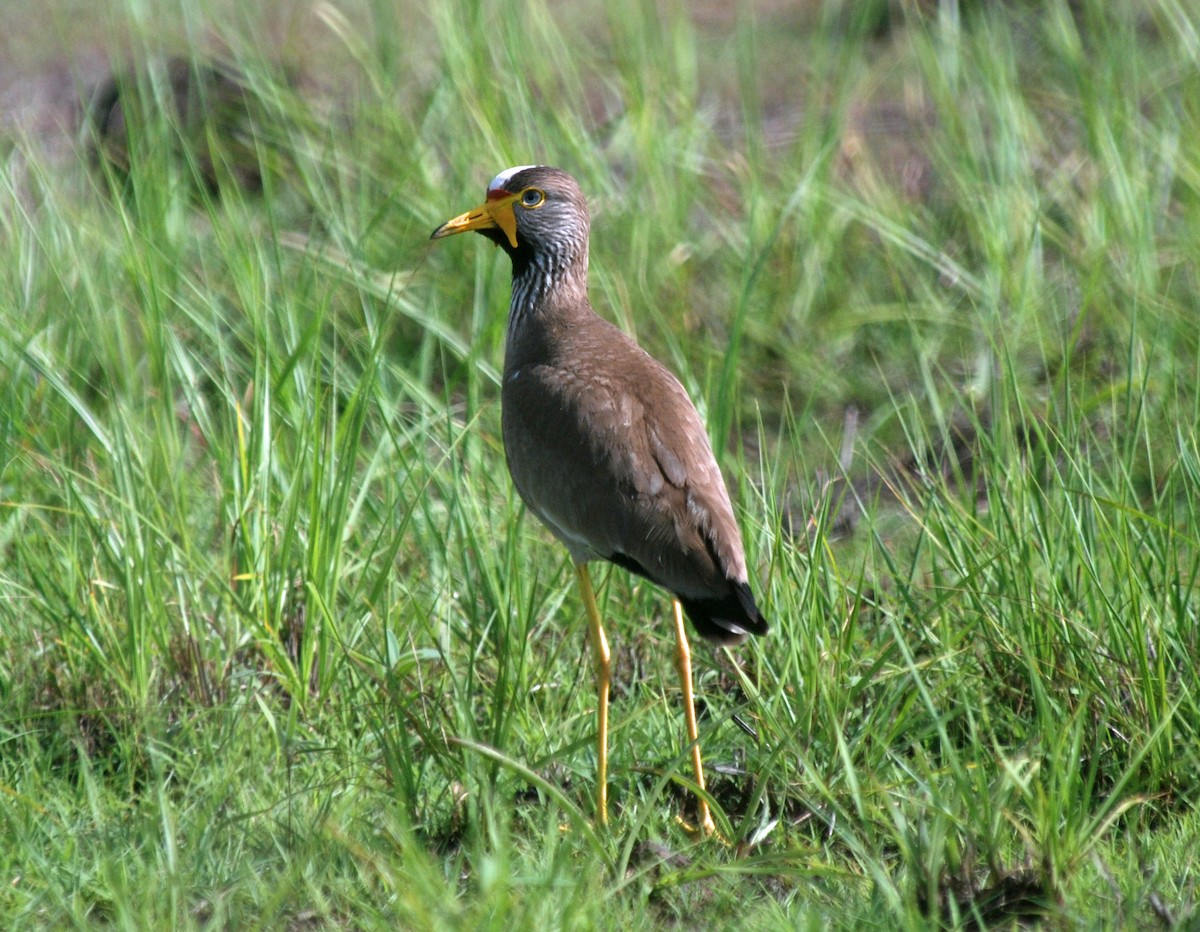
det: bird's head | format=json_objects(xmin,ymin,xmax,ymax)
[{"xmin": 431, "ymin": 165, "xmax": 590, "ymax": 264}]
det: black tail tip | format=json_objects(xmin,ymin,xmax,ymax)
[{"xmin": 678, "ymin": 581, "xmax": 769, "ymax": 646}]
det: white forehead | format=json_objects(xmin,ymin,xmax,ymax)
[{"xmin": 487, "ymin": 165, "xmax": 540, "ymax": 194}]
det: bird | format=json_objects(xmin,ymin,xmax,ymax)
[{"xmin": 431, "ymin": 165, "xmax": 768, "ymax": 835}]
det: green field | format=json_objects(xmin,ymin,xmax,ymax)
[{"xmin": 2, "ymin": 0, "xmax": 1198, "ymax": 927}]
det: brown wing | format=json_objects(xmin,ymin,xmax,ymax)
[{"xmin": 501, "ymin": 314, "xmax": 748, "ymax": 601}]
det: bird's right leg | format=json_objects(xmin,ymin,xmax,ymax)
[
  {"xmin": 672, "ymin": 599, "xmax": 716, "ymax": 837},
  {"xmin": 575, "ymin": 562, "xmax": 611, "ymax": 826}
]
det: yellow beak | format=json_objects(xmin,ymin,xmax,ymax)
[{"xmin": 430, "ymin": 191, "xmax": 520, "ymax": 248}]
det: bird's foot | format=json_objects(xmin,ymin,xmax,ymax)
[{"xmin": 674, "ymin": 811, "xmax": 725, "ymax": 843}]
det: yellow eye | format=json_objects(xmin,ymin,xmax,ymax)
[{"xmin": 521, "ymin": 188, "xmax": 545, "ymax": 208}]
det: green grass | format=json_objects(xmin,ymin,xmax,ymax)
[{"xmin": 2, "ymin": 0, "xmax": 1199, "ymax": 926}]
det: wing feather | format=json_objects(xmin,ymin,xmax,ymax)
[{"xmin": 501, "ymin": 314, "xmax": 748, "ymax": 600}]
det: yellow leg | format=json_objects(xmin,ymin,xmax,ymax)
[
  {"xmin": 575, "ymin": 563, "xmax": 610, "ymax": 827},
  {"xmin": 673, "ymin": 599, "xmax": 716, "ymax": 836}
]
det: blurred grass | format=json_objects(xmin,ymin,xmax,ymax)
[{"xmin": 2, "ymin": 0, "xmax": 1199, "ymax": 927}]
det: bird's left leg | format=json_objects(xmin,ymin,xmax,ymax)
[{"xmin": 575, "ymin": 563, "xmax": 610, "ymax": 827}]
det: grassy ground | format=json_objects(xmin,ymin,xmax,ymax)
[{"xmin": 2, "ymin": 0, "xmax": 1199, "ymax": 927}]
